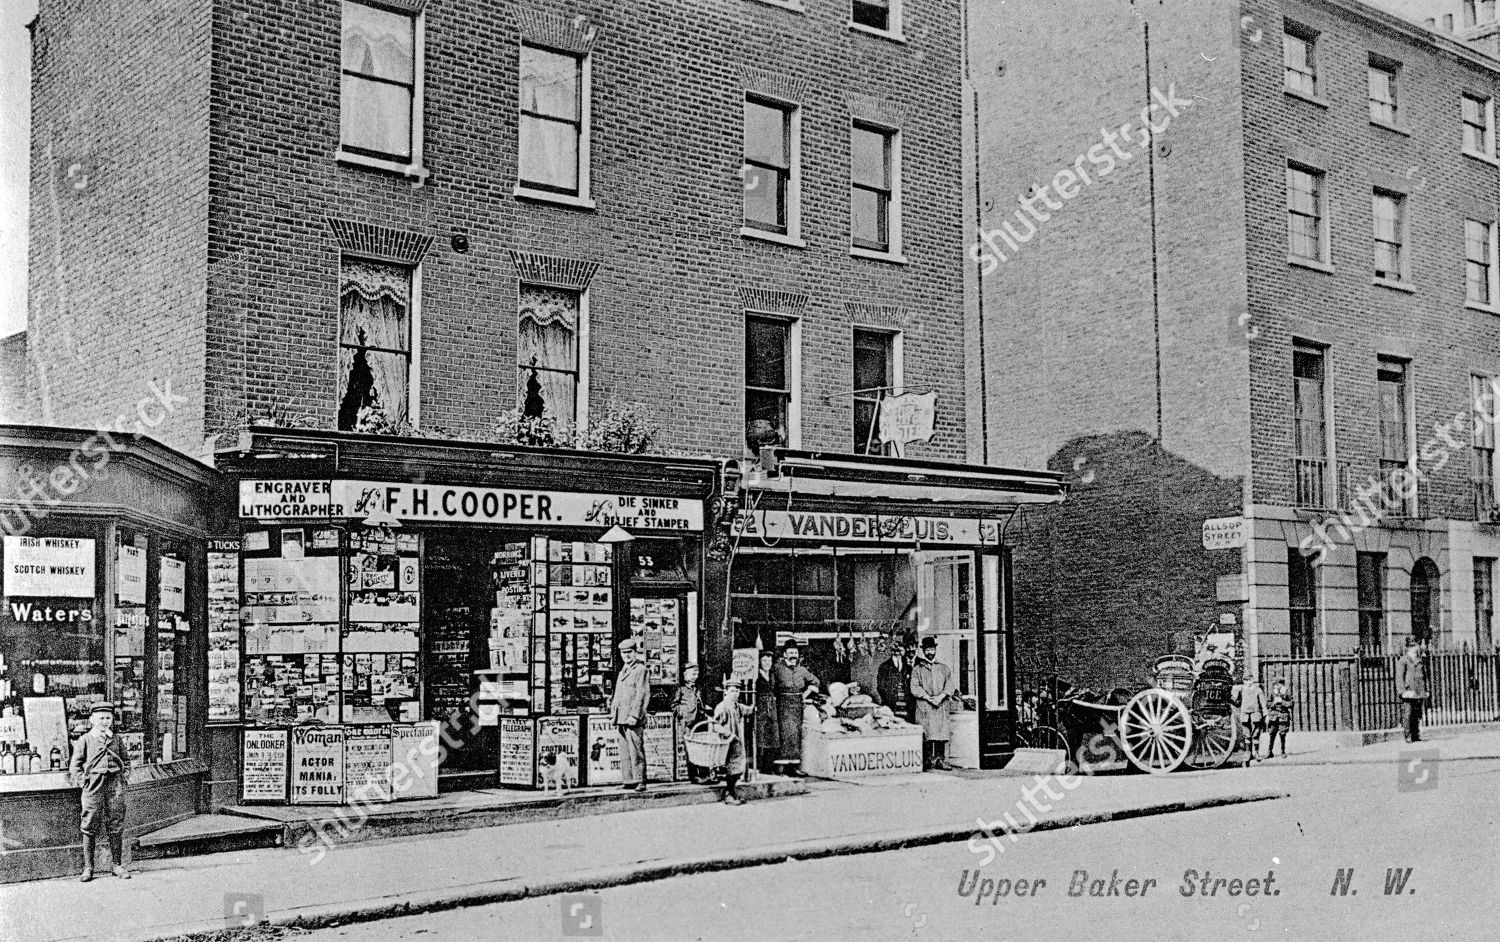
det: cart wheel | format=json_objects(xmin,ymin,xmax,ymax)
[
  {"xmin": 1119, "ymin": 689, "xmax": 1191, "ymax": 774},
  {"xmin": 1184, "ymin": 713, "xmax": 1238, "ymax": 770}
]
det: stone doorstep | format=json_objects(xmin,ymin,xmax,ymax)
[
  {"xmin": 130, "ymin": 777, "xmax": 807, "ymax": 865},
  {"xmin": 1332, "ymin": 719, "xmax": 1500, "ymax": 748}
]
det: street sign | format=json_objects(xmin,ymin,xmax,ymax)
[{"xmin": 1201, "ymin": 516, "xmax": 1246, "ymax": 550}]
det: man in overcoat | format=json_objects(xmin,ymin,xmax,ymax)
[
  {"xmin": 1398, "ymin": 637, "xmax": 1429, "ymax": 743},
  {"xmin": 876, "ymin": 641, "xmax": 913, "ymax": 722},
  {"xmin": 611, "ymin": 637, "xmax": 651, "ymax": 792},
  {"xmin": 910, "ymin": 637, "xmax": 956, "ymax": 770}
]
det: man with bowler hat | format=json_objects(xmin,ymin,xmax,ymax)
[
  {"xmin": 68, "ymin": 702, "xmax": 131, "ymax": 881},
  {"xmin": 611, "ymin": 637, "xmax": 651, "ymax": 792},
  {"xmin": 911, "ymin": 637, "xmax": 956, "ymax": 770}
]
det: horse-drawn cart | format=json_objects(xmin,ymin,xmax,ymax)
[{"xmin": 1045, "ymin": 654, "xmax": 1248, "ymax": 774}]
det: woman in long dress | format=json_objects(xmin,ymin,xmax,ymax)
[{"xmin": 754, "ymin": 650, "xmax": 779, "ymax": 774}]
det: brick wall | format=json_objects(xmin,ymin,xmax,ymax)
[
  {"xmin": 966, "ymin": 0, "xmax": 1251, "ymax": 684},
  {"xmin": 205, "ymin": 0, "xmax": 968, "ymax": 460},
  {"xmin": 0, "ymin": 331, "xmax": 29, "ymax": 424},
  {"xmin": 26, "ymin": 0, "xmax": 209, "ymax": 455}
]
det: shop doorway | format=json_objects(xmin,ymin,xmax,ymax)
[
  {"xmin": 914, "ymin": 553, "xmax": 980, "ymax": 767},
  {"xmin": 422, "ymin": 536, "xmax": 498, "ymax": 785}
]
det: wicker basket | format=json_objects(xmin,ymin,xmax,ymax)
[{"xmin": 684, "ymin": 722, "xmax": 732, "ymax": 767}]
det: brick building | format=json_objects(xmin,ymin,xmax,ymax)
[
  {"xmin": 26, "ymin": 0, "xmax": 971, "ymax": 462},
  {"xmin": 1, "ymin": 0, "xmax": 1068, "ymax": 853},
  {"xmin": 967, "ymin": 0, "xmax": 1500, "ymax": 689}
]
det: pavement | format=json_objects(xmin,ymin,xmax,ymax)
[{"xmin": 0, "ymin": 754, "xmax": 1298, "ymax": 942}]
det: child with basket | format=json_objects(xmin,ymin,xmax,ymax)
[{"xmin": 709, "ymin": 678, "xmax": 754, "ymax": 805}]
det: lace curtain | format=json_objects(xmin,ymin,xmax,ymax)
[
  {"xmin": 518, "ymin": 285, "xmax": 579, "ymax": 422},
  {"xmin": 339, "ymin": 260, "xmax": 411, "ymax": 430}
]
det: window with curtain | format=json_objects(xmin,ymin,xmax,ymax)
[
  {"xmin": 338, "ymin": 259, "xmax": 412, "ymax": 431},
  {"xmin": 341, "ymin": 1, "xmax": 416, "ymax": 160},
  {"xmin": 517, "ymin": 284, "xmax": 580, "ymax": 425},
  {"xmin": 519, "ymin": 44, "xmax": 584, "ymax": 194}
]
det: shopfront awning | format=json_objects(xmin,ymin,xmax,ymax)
[{"xmin": 733, "ymin": 449, "xmax": 1066, "ymax": 547}]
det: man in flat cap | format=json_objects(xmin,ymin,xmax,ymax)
[
  {"xmin": 911, "ymin": 636, "xmax": 956, "ymax": 771},
  {"xmin": 610, "ymin": 637, "xmax": 651, "ymax": 793},
  {"xmin": 68, "ymin": 702, "xmax": 131, "ymax": 881}
]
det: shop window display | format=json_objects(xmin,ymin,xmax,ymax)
[
  {"xmin": 113, "ymin": 532, "xmax": 149, "ymax": 764},
  {"xmin": 0, "ymin": 535, "xmax": 108, "ymax": 775}
]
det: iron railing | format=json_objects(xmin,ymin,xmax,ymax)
[{"xmin": 1260, "ymin": 649, "xmax": 1500, "ymax": 732}]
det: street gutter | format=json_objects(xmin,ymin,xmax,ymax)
[{"xmin": 150, "ymin": 788, "xmax": 1288, "ymax": 942}]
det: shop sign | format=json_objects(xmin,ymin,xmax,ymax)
[
  {"xmin": 242, "ymin": 729, "xmax": 289, "ymax": 802},
  {"xmin": 240, "ymin": 480, "xmax": 704, "ymax": 532},
  {"xmin": 824, "ymin": 733, "xmax": 924, "ymax": 777},
  {"xmin": 3, "ymin": 537, "xmax": 95, "ymax": 598},
  {"xmin": 290, "ymin": 725, "xmax": 346, "ymax": 804},
  {"xmin": 1201, "ymin": 516, "xmax": 1247, "ymax": 551},
  {"xmin": 160, "ymin": 557, "xmax": 186, "ymax": 613},
  {"xmin": 734, "ymin": 510, "xmax": 1000, "ymax": 546},
  {"xmin": 390, "ymin": 722, "xmax": 440, "ymax": 800},
  {"xmin": 499, "ymin": 717, "xmax": 535, "ymax": 786},
  {"xmin": 878, "ymin": 392, "xmax": 938, "ymax": 447},
  {"xmin": 117, "ymin": 544, "xmax": 146, "ymax": 605},
  {"xmin": 3, "ymin": 598, "xmax": 95, "ymax": 625}
]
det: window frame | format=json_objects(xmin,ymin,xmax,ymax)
[
  {"xmin": 1371, "ymin": 189, "xmax": 1409, "ymax": 284},
  {"xmin": 1466, "ymin": 219, "xmax": 1498, "ymax": 310},
  {"xmin": 1475, "ymin": 557, "xmax": 1496, "ymax": 650},
  {"xmin": 1463, "ymin": 93, "xmax": 1496, "ymax": 160},
  {"xmin": 1368, "ymin": 59, "xmax": 1401, "ymax": 129},
  {"xmin": 1376, "ymin": 357, "xmax": 1414, "ymax": 515},
  {"xmin": 1288, "ymin": 547, "xmax": 1321, "ymax": 658},
  {"xmin": 1286, "ymin": 162, "xmax": 1329, "ymax": 267},
  {"xmin": 336, "ymin": 255, "xmax": 421, "ymax": 432},
  {"xmin": 1283, "ymin": 23, "xmax": 1319, "ymax": 98},
  {"xmin": 743, "ymin": 313, "xmax": 802, "ymax": 453},
  {"xmin": 851, "ymin": 327, "xmax": 902, "ymax": 455},
  {"xmin": 337, "ymin": 0, "xmax": 428, "ymax": 181},
  {"xmin": 515, "ymin": 283, "xmax": 590, "ymax": 432},
  {"xmin": 742, "ymin": 95, "xmax": 804, "ymax": 247},
  {"xmin": 1473, "ymin": 374, "xmax": 1499, "ymax": 519},
  {"xmin": 513, "ymin": 42, "xmax": 594, "ymax": 209},
  {"xmin": 850, "ymin": 0, "xmax": 904, "ymax": 41},
  {"xmin": 1357, "ymin": 551, "xmax": 1387, "ymax": 653},
  {"xmin": 850, "ymin": 121, "xmax": 904, "ymax": 261}
]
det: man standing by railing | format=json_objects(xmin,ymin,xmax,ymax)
[{"xmin": 1398, "ymin": 637, "xmax": 1429, "ymax": 743}]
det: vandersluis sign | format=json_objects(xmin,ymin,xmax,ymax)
[
  {"xmin": 734, "ymin": 510, "xmax": 1003, "ymax": 546},
  {"xmin": 239, "ymin": 480, "xmax": 703, "ymax": 531}
]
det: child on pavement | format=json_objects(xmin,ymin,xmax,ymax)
[
  {"xmin": 672, "ymin": 664, "xmax": 708, "ymax": 784},
  {"xmin": 1267, "ymin": 679, "xmax": 1293, "ymax": 758},
  {"xmin": 68, "ymin": 702, "xmax": 131, "ymax": 882}
]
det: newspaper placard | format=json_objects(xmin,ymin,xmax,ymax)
[
  {"xmin": 390, "ymin": 722, "xmax": 440, "ymax": 800},
  {"xmin": 499, "ymin": 717, "xmax": 535, "ymax": 786},
  {"xmin": 241, "ymin": 728, "xmax": 289, "ymax": 802},
  {"xmin": 536, "ymin": 716, "xmax": 581, "ymax": 788},
  {"xmin": 585, "ymin": 714, "xmax": 622, "ymax": 786},
  {"xmin": 645, "ymin": 712, "xmax": 675, "ymax": 782},
  {"xmin": 290, "ymin": 725, "xmax": 345, "ymax": 804},
  {"xmin": 343, "ymin": 729, "xmax": 393, "ymax": 804}
]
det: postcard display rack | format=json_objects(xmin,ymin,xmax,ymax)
[
  {"xmin": 493, "ymin": 537, "xmax": 678, "ymax": 789},
  {"xmin": 238, "ymin": 527, "xmax": 437, "ymax": 805}
]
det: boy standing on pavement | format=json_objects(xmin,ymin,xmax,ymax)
[
  {"xmin": 1266, "ymin": 679, "xmax": 1293, "ymax": 758},
  {"xmin": 672, "ymin": 663, "xmax": 708, "ymax": 784},
  {"xmin": 68, "ymin": 702, "xmax": 131, "ymax": 882},
  {"xmin": 1398, "ymin": 637, "xmax": 1428, "ymax": 743}
]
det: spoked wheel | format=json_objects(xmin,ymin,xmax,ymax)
[
  {"xmin": 1184, "ymin": 713, "xmax": 1238, "ymax": 770},
  {"xmin": 1119, "ymin": 689, "xmax": 1192, "ymax": 773}
]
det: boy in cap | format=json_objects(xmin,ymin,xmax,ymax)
[
  {"xmin": 610, "ymin": 637, "xmax": 651, "ymax": 792},
  {"xmin": 672, "ymin": 663, "xmax": 709, "ymax": 784},
  {"xmin": 68, "ymin": 702, "xmax": 131, "ymax": 881},
  {"xmin": 712, "ymin": 678, "xmax": 754, "ymax": 805}
]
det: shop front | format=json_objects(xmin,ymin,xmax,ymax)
[
  {"xmin": 214, "ymin": 428, "xmax": 723, "ymax": 806},
  {"xmin": 730, "ymin": 450, "xmax": 1065, "ymax": 771},
  {"xmin": 0, "ymin": 425, "xmax": 219, "ymax": 883}
]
